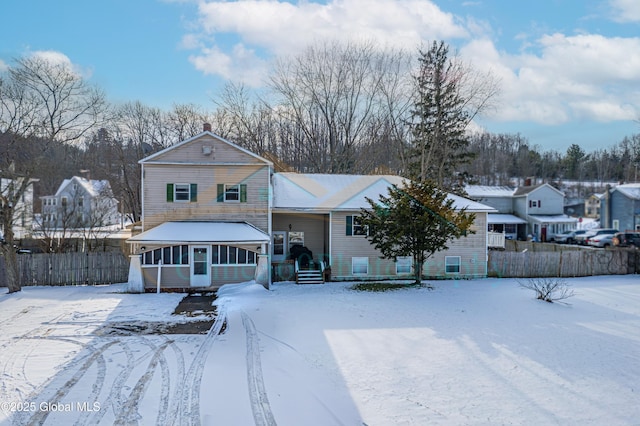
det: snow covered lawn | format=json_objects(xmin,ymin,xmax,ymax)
[{"xmin": 1, "ymin": 275, "xmax": 639, "ymax": 425}]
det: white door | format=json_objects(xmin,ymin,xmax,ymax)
[
  {"xmin": 272, "ymin": 231, "xmax": 286, "ymax": 262},
  {"xmin": 190, "ymin": 245, "xmax": 210, "ymax": 287}
]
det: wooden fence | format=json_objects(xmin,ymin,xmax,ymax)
[
  {"xmin": 0, "ymin": 252, "xmax": 130, "ymax": 287},
  {"xmin": 488, "ymin": 248, "xmax": 639, "ymax": 278}
]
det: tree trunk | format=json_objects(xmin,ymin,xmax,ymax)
[{"xmin": 1, "ymin": 245, "xmax": 21, "ymax": 293}]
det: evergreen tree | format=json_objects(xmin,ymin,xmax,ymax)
[
  {"xmin": 360, "ymin": 179, "xmax": 475, "ymax": 285},
  {"xmin": 408, "ymin": 41, "xmax": 476, "ymax": 193}
]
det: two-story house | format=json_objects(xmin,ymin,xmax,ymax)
[
  {"xmin": 127, "ymin": 126, "xmax": 496, "ymax": 291},
  {"xmin": 601, "ymin": 183, "xmax": 640, "ymax": 232},
  {"xmin": 513, "ymin": 184, "xmax": 577, "ymax": 241},
  {"xmin": 40, "ymin": 176, "xmax": 120, "ymax": 229},
  {"xmin": 466, "ymin": 183, "xmax": 576, "ymax": 242}
]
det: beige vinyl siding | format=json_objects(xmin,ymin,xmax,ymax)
[
  {"xmin": 330, "ymin": 211, "xmax": 489, "ymax": 279},
  {"xmin": 330, "ymin": 211, "xmax": 398, "ymax": 278},
  {"xmin": 145, "ymin": 135, "xmax": 267, "ymax": 165},
  {"xmin": 143, "ymin": 164, "xmax": 270, "ymax": 231},
  {"xmin": 272, "ymin": 213, "xmax": 328, "ymax": 261},
  {"xmin": 141, "ymin": 265, "xmax": 256, "ymax": 289}
]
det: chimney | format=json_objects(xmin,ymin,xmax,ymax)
[{"xmin": 203, "ymin": 123, "xmax": 212, "ymax": 132}]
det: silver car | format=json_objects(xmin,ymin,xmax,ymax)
[{"xmin": 588, "ymin": 233, "xmax": 615, "ymax": 248}]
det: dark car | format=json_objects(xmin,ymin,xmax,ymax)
[
  {"xmin": 613, "ymin": 232, "xmax": 640, "ymax": 248},
  {"xmin": 581, "ymin": 228, "xmax": 619, "ymax": 246}
]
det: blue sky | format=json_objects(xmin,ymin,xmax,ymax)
[{"xmin": 1, "ymin": 0, "xmax": 639, "ymax": 153}]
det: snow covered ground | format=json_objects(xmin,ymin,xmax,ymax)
[{"xmin": 1, "ymin": 275, "xmax": 639, "ymax": 425}]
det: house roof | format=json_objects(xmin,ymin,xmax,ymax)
[
  {"xmin": 487, "ymin": 214, "xmax": 527, "ymax": 225},
  {"xmin": 612, "ymin": 183, "xmax": 640, "ymax": 200},
  {"xmin": 465, "ymin": 185, "xmax": 515, "ymax": 198},
  {"xmin": 139, "ymin": 131, "xmax": 272, "ymax": 166},
  {"xmin": 273, "ymin": 173, "xmax": 496, "ymax": 212},
  {"xmin": 53, "ymin": 176, "xmax": 112, "ymax": 198},
  {"xmin": 127, "ymin": 221, "xmax": 270, "ymax": 245},
  {"xmin": 513, "ymin": 183, "xmax": 564, "ymax": 197},
  {"xmin": 528, "ymin": 214, "xmax": 578, "ymax": 224}
]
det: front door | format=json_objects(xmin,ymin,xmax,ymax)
[
  {"xmin": 190, "ymin": 245, "xmax": 210, "ymax": 287},
  {"xmin": 272, "ymin": 231, "xmax": 286, "ymax": 262}
]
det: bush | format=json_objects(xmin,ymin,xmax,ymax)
[{"xmin": 518, "ymin": 277, "xmax": 575, "ymax": 303}]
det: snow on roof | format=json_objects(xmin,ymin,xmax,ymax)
[
  {"xmin": 528, "ymin": 214, "xmax": 578, "ymax": 224},
  {"xmin": 273, "ymin": 173, "xmax": 496, "ymax": 212},
  {"xmin": 465, "ymin": 185, "xmax": 515, "ymax": 198},
  {"xmin": 54, "ymin": 176, "xmax": 111, "ymax": 198},
  {"xmin": 487, "ymin": 214, "xmax": 527, "ymax": 224},
  {"xmin": 613, "ymin": 183, "xmax": 640, "ymax": 200},
  {"xmin": 128, "ymin": 221, "xmax": 270, "ymax": 244}
]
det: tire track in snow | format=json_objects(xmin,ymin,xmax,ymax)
[
  {"xmin": 22, "ymin": 340, "xmax": 118, "ymax": 426},
  {"xmin": 114, "ymin": 338, "xmax": 173, "ymax": 426},
  {"xmin": 176, "ymin": 304, "xmax": 227, "ymax": 426},
  {"xmin": 241, "ymin": 311, "xmax": 277, "ymax": 426}
]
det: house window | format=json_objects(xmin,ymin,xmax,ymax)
[
  {"xmin": 78, "ymin": 197, "xmax": 84, "ymax": 207},
  {"xmin": 61, "ymin": 197, "xmax": 68, "ymax": 207},
  {"xmin": 211, "ymin": 245, "xmax": 257, "ymax": 265},
  {"xmin": 613, "ymin": 220, "xmax": 619, "ymax": 230},
  {"xmin": 504, "ymin": 224, "xmax": 516, "ymax": 234},
  {"xmin": 217, "ymin": 184, "xmax": 247, "ymax": 203},
  {"xmin": 352, "ymin": 257, "xmax": 369, "ymax": 275},
  {"xmin": 396, "ymin": 256, "xmax": 412, "ymax": 275},
  {"xmin": 346, "ymin": 215, "xmax": 368, "ymax": 236},
  {"xmin": 288, "ymin": 231, "xmax": 304, "ymax": 249},
  {"xmin": 166, "ymin": 183, "xmax": 197, "ymax": 202},
  {"xmin": 142, "ymin": 245, "xmax": 189, "ymax": 265},
  {"xmin": 445, "ymin": 256, "xmax": 461, "ymax": 274}
]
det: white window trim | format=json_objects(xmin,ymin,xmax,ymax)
[
  {"xmin": 445, "ymin": 256, "xmax": 461, "ymax": 274},
  {"xmin": 174, "ymin": 183, "xmax": 191, "ymax": 202},
  {"xmin": 396, "ymin": 256, "xmax": 412, "ymax": 275},
  {"xmin": 352, "ymin": 257, "xmax": 369, "ymax": 275},
  {"xmin": 224, "ymin": 184, "xmax": 240, "ymax": 202}
]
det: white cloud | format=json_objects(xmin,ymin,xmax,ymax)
[
  {"xmin": 609, "ymin": 0, "xmax": 640, "ymax": 23},
  {"xmin": 189, "ymin": 0, "xmax": 468, "ymax": 78},
  {"xmin": 0, "ymin": 59, "xmax": 7, "ymax": 72},
  {"xmin": 185, "ymin": 0, "xmax": 640, "ymax": 127},
  {"xmin": 28, "ymin": 50, "xmax": 93, "ymax": 79},
  {"xmin": 468, "ymin": 33, "xmax": 640, "ymax": 124}
]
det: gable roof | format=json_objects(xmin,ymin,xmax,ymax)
[
  {"xmin": 139, "ymin": 131, "xmax": 272, "ymax": 165},
  {"xmin": 513, "ymin": 183, "xmax": 564, "ymax": 197},
  {"xmin": 54, "ymin": 176, "xmax": 112, "ymax": 198},
  {"xmin": 612, "ymin": 183, "xmax": 640, "ymax": 200},
  {"xmin": 273, "ymin": 173, "xmax": 496, "ymax": 213}
]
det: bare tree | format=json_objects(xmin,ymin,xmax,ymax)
[{"xmin": 0, "ymin": 55, "xmax": 106, "ymax": 292}]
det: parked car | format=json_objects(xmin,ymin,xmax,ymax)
[
  {"xmin": 588, "ymin": 233, "xmax": 615, "ymax": 248},
  {"xmin": 613, "ymin": 232, "xmax": 640, "ymax": 248},
  {"xmin": 581, "ymin": 228, "xmax": 619, "ymax": 246},
  {"xmin": 552, "ymin": 229, "xmax": 585, "ymax": 244},
  {"xmin": 554, "ymin": 229, "xmax": 587, "ymax": 244}
]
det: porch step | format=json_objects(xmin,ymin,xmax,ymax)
[{"xmin": 297, "ymin": 269, "xmax": 324, "ymax": 285}]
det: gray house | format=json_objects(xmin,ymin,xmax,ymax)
[
  {"xmin": 466, "ymin": 183, "xmax": 576, "ymax": 242},
  {"xmin": 40, "ymin": 176, "xmax": 119, "ymax": 229},
  {"xmin": 601, "ymin": 183, "xmax": 640, "ymax": 231}
]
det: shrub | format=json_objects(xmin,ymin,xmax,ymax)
[{"xmin": 518, "ymin": 277, "xmax": 575, "ymax": 303}]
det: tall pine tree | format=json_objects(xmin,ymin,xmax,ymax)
[{"xmin": 408, "ymin": 41, "xmax": 476, "ymax": 194}]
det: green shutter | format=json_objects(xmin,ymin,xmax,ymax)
[
  {"xmin": 166, "ymin": 184, "xmax": 174, "ymax": 202},
  {"xmin": 217, "ymin": 184, "xmax": 224, "ymax": 202},
  {"xmin": 240, "ymin": 184, "xmax": 247, "ymax": 203},
  {"xmin": 190, "ymin": 184, "xmax": 198, "ymax": 202},
  {"xmin": 346, "ymin": 215, "xmax": 352, "ymax": 236}
]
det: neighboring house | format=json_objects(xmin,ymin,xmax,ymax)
[
  {"xmin": 127, "ymin": 126, "xmax": 496, "ymax": 291},
  {"xmin": 466, "ymin": 183, "xmax": 577, "ymax": 242},
  {"xmin": 0, "ymin": 177, "xmax": 37, "ymax": 239},
  {"xmin": 584, "ymin": 193, "xmax": 603, "ymax": 218},
  {"xmin": 40, "ymin": 176, "xmax": 119, "ymax": 229},
  {"xmin": 513, "ymin": 183, "xmax": 577, "ymax": 242},
  {"xmin": 601, "ymin": 183, "xmax": 640, "ymax": 232}
]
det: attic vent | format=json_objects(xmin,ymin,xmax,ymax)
[{"xmin": 202, "ymin": 145, "xmax": 213, "ymax": 156}]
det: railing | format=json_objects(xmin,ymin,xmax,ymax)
[{"xmin": 488, "ymin": 231, "xmax": 506, "ymax": 249}]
